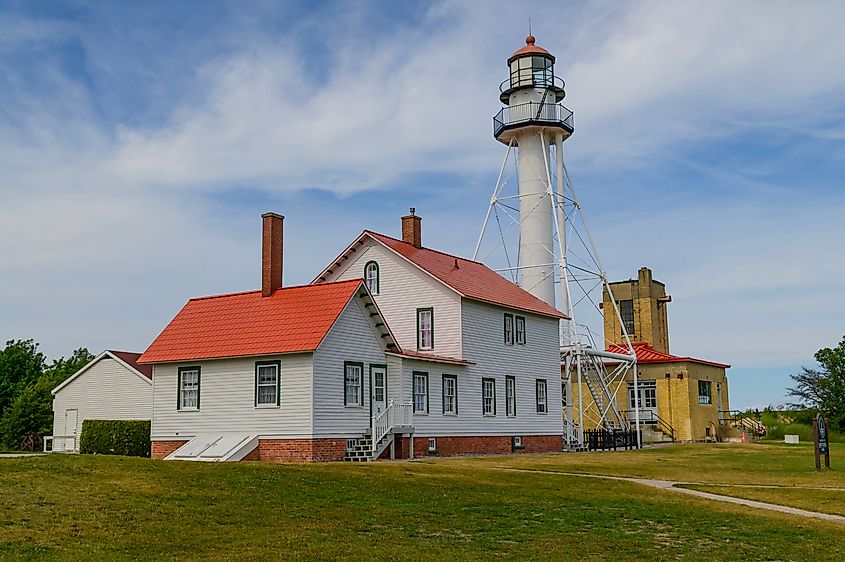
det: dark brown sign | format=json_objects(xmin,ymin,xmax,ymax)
[{"xmin": 814, "ymin": 413, "xmax": 831, "ymax": 471}]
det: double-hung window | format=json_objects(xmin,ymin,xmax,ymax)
[
  {"xmin": 515, "ymin": 316, "xmax": 526, "ymax": 345},
  {"xmin": 178, "ymin": 367, "xmax": 200, "ymax": 410},
  {"xmin": 413, "ymin": 372, "xmax": 429, "ymax": 414},
  {"xmin": 255, "ymin": 361, "xmax": 280, "ymax": 407},
  {"xmin": 417, "ymin": 308, "xmax": 434, "ymax": 350},
  {"xmin": 364, "ymin": 261, "xmax": 379, "ymax": 294},
  {"xmin": 536, "ymin": 379, "xmax": 548, "ymax": 414},
  {"xmin": 344, "ymin": 362, "xmax": 363, "ymax": 406},
  {"xmin": 442, "ymin": 374, "xmax": 458, "ymax": 415},
  {"xmin": 698, "ymin": 380, "xmax": 712, "ymax": 405},
  {"xmin": 504, "ymin": 313, "xmax": 514, "ymax": 345},
  {"xmin": 506, "ymin": 376, "xmax": 516, "ymax": 416},
  {"xmin": 482, "ymin": 378, "xmax": 496, "ymax": 416}
]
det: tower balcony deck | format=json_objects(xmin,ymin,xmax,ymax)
[{"xmin": 493, "ymin": 102, "xmax": 574, "ymax": 142}]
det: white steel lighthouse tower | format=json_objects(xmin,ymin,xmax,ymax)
[
  {"xmin": 490, "ymin": 35, "xmax": 572, "ymax": 306},
  {"xmin": 476, "ymin": 36, "xmax": 640, "ymax": 448}
]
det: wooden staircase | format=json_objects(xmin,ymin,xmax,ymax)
[{"xmin": 343, "ymin": 400, "xmax": 413, "ymax": 462}]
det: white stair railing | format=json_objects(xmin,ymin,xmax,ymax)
[{"xmin": 371, "ymin": 399, "xmax": 413, "ymax": 456}]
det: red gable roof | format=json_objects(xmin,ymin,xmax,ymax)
[
  {"xmin": 607, "ymin": 342, "xmax": 730, "ymax": 369},
  {"xmin": 363, "ymin": 231, "xmax": 567, "ymax": 319},
  {"xmin": 109, "ymin": 350, "xmax": 153, "ymax": 379},
  {"xmin": 139, "ymin": 280, "xmax": 363, "ymax": 364}
]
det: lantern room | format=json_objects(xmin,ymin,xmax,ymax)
[{"xmin": 499, "ymin": 35, "xmax": 565, "ymax": 103}]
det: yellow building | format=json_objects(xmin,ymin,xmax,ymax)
[{"xmin": 564, "ymin": 267, "xmax": 732, "ymax": 442}]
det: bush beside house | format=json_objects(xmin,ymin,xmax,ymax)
[{"xmin": 80, "ymin": 419, "xmax": 151, "ymax": 457}]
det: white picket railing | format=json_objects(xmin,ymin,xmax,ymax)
[{"xmin": 371, "ymin": 399, "xmax": 413, "ymax": 455}]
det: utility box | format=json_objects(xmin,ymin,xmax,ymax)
[{"xmin": 784, "ymin": 434, "xmax": 799, "ymax": 444}]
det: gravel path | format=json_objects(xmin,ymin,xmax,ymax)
[{"xmin": 497, "ymin": 468, "xmax": 845, "ymax": 525}]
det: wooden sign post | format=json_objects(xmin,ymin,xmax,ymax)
[{"xmin": 814, "ymin": 413, "xmax": 831, "ymax": 471}]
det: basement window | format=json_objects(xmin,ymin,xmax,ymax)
[{"xmin": 428, "ymin": 437, "xmax": 437, "ymax": 453}]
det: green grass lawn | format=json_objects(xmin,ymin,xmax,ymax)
[{"xmin": 1, "ymin": 444, "xmax": 843, "ymax": 561}]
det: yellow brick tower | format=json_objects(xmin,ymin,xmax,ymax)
[{"xmin": 602, "ymin": 267, "xmax": 671, "ymax": 353}]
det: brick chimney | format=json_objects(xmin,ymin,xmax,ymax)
[
  {"xmin": 261, "ymin": 212, "xmax": 284, "ymax": 297},
  {"xmin": 401, "ymin": 208, "xmax": 422, "ymax": 248}
]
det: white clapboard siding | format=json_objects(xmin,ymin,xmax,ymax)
[
  {"xmin": 151, "ymin": 353, "xmax": 313, "ymax": 440},
  {"xmin": 405, "ymin": 299, "xmax": 563, "ymax": 436},
  {"xmin": 52, "ymin": 357, "xmax": 152, "ymax": 446},
  {"xmin": 325, "ymin": 237, "xmax": 463, "ymax": 358},
  {"xmin": 312, "ymin": 297, "xmax": 388, "ymax": 437}
]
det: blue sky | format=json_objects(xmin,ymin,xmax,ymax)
[{"xmin": 2, "ymin": 0, "xmax": 844, "ymax": 410}]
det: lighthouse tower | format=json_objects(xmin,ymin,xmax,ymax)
[{"xmin": 492, "ymin": 35, "xmax": 574, "ymax": 307}]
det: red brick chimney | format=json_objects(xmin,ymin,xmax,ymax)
[
  {"xmin": 261, "ymin": 212, "xmax": 284, "ymax": 297},
  {"xmin": 401, "ymin": 208, "xmax": 421, "ymax": 248}
]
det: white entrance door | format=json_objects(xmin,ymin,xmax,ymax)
[
  {"xmin": 628, "ymin": 381, "xmax": 658, "ymax": 421},
  {"xmin": 64, "ymin": 409, "xmax": 79, "ymax": 451},
  {"xmin": 371, "ymin": 366, "xmax": 387, "ymax": 416}
]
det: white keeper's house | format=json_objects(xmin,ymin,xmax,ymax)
[{"xmin": 139, "ymin": 211, "xmax": 567, "ymax": 462}]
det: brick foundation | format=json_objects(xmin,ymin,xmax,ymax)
[
  {"xmin": 253, "ymin": 438, "xmax": 347, "ymax": 462},
  {"xmin": 395, "ymin": 434, "xmax": 562, "ymax": 459},
  {"xmin": 151, "ymin": 440, "xmax": 188, "ymax": 459}
]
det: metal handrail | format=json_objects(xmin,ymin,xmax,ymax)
[
  {"xmin": 499, "ymin": 75, "xmax": 566, "ymax": 94},
  {"xmin": 624, "ymin": 409, "xmax": 675, "ymax": 441},
  {"xmin": 493, "ymin": 102, "xmax": 574, "ymax": 137}
]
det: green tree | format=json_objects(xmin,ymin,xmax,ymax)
[
  {"xmin": 788, "ymin": 335, "xmax": 845, "ymax": 429},
  {"xmin": 0, "ymin": 347, "xmax": 94, "ymax": 450},
  {"xmin": 0, "ymin": 339, "xmax": 45, "ymax": 418}
]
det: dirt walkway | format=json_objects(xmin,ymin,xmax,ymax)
[{"xmin": 497, "ymin": 468, "xmax": 845, "ymax": 525}]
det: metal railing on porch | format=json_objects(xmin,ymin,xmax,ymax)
[{"xmin": 624, "ymin": 409, "xmax": 676, "ymax": 442}]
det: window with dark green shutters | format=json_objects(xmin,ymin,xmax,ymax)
[
  {"xmin": 413, "ymin": 372, "xmax": 428, "ymax": 414},
  {"xmin": 482, "ymin": 378, "xmax": 496, "ymax": 416},
  {"xmin": 536, "ymin": 379, "xmax": 548, "ymax": 414},
  {"xmin": 255, "ymin": 361, "xmax": 280, "ymax": 406},
  {"xmin": 344, "ymin": 362, "xmax": 363, "ymax": 406},
  {"xmin": 504, "ymin": 313, "xmax": 514, "ymax": 345},
  {"xmin": 442, "ymin": 374, "xmax": 457, "ymax": 415},
  {"xmin": 515, "ymin": 316, "xmax": 526, "ymax": 345},
  {"xmin": 506, "ymin": 376, "xmax": 516, "ymax": 416}
]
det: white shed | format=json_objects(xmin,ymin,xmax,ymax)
[{"xmin": 46, "ymin": 350, "xmax": 153, "ymax": 452}]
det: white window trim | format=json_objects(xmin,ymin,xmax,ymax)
[{"xmin": 255, "ymin": 363, "xmax": 280, "ymax": 408}]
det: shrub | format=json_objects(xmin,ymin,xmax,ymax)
[{"xmin": 79, "ymin": 419, "xmax": 151, "ymax": 457}]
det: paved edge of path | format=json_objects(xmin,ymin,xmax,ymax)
[{"xmin": 495, "ymin": 467, "xmax": 845, "ymax": 525}]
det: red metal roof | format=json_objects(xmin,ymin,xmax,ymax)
[
  {"xmin": 139, "ymin": 280, "xmax": 364, "ymax": 364},
  {"xmin": 365, "ymin": 231, "xmax": 567, "ymax": 319},
  {"xmin": 607, "ymin": 342, "xmax": 731, "ymax": 369},
  {"xmin": 510, "ymin": 35, "xmax": 552, "ymax": 59},
  {"xmin": 109, "ymin": 350, "xmax": 153, "ymax": 379}
]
